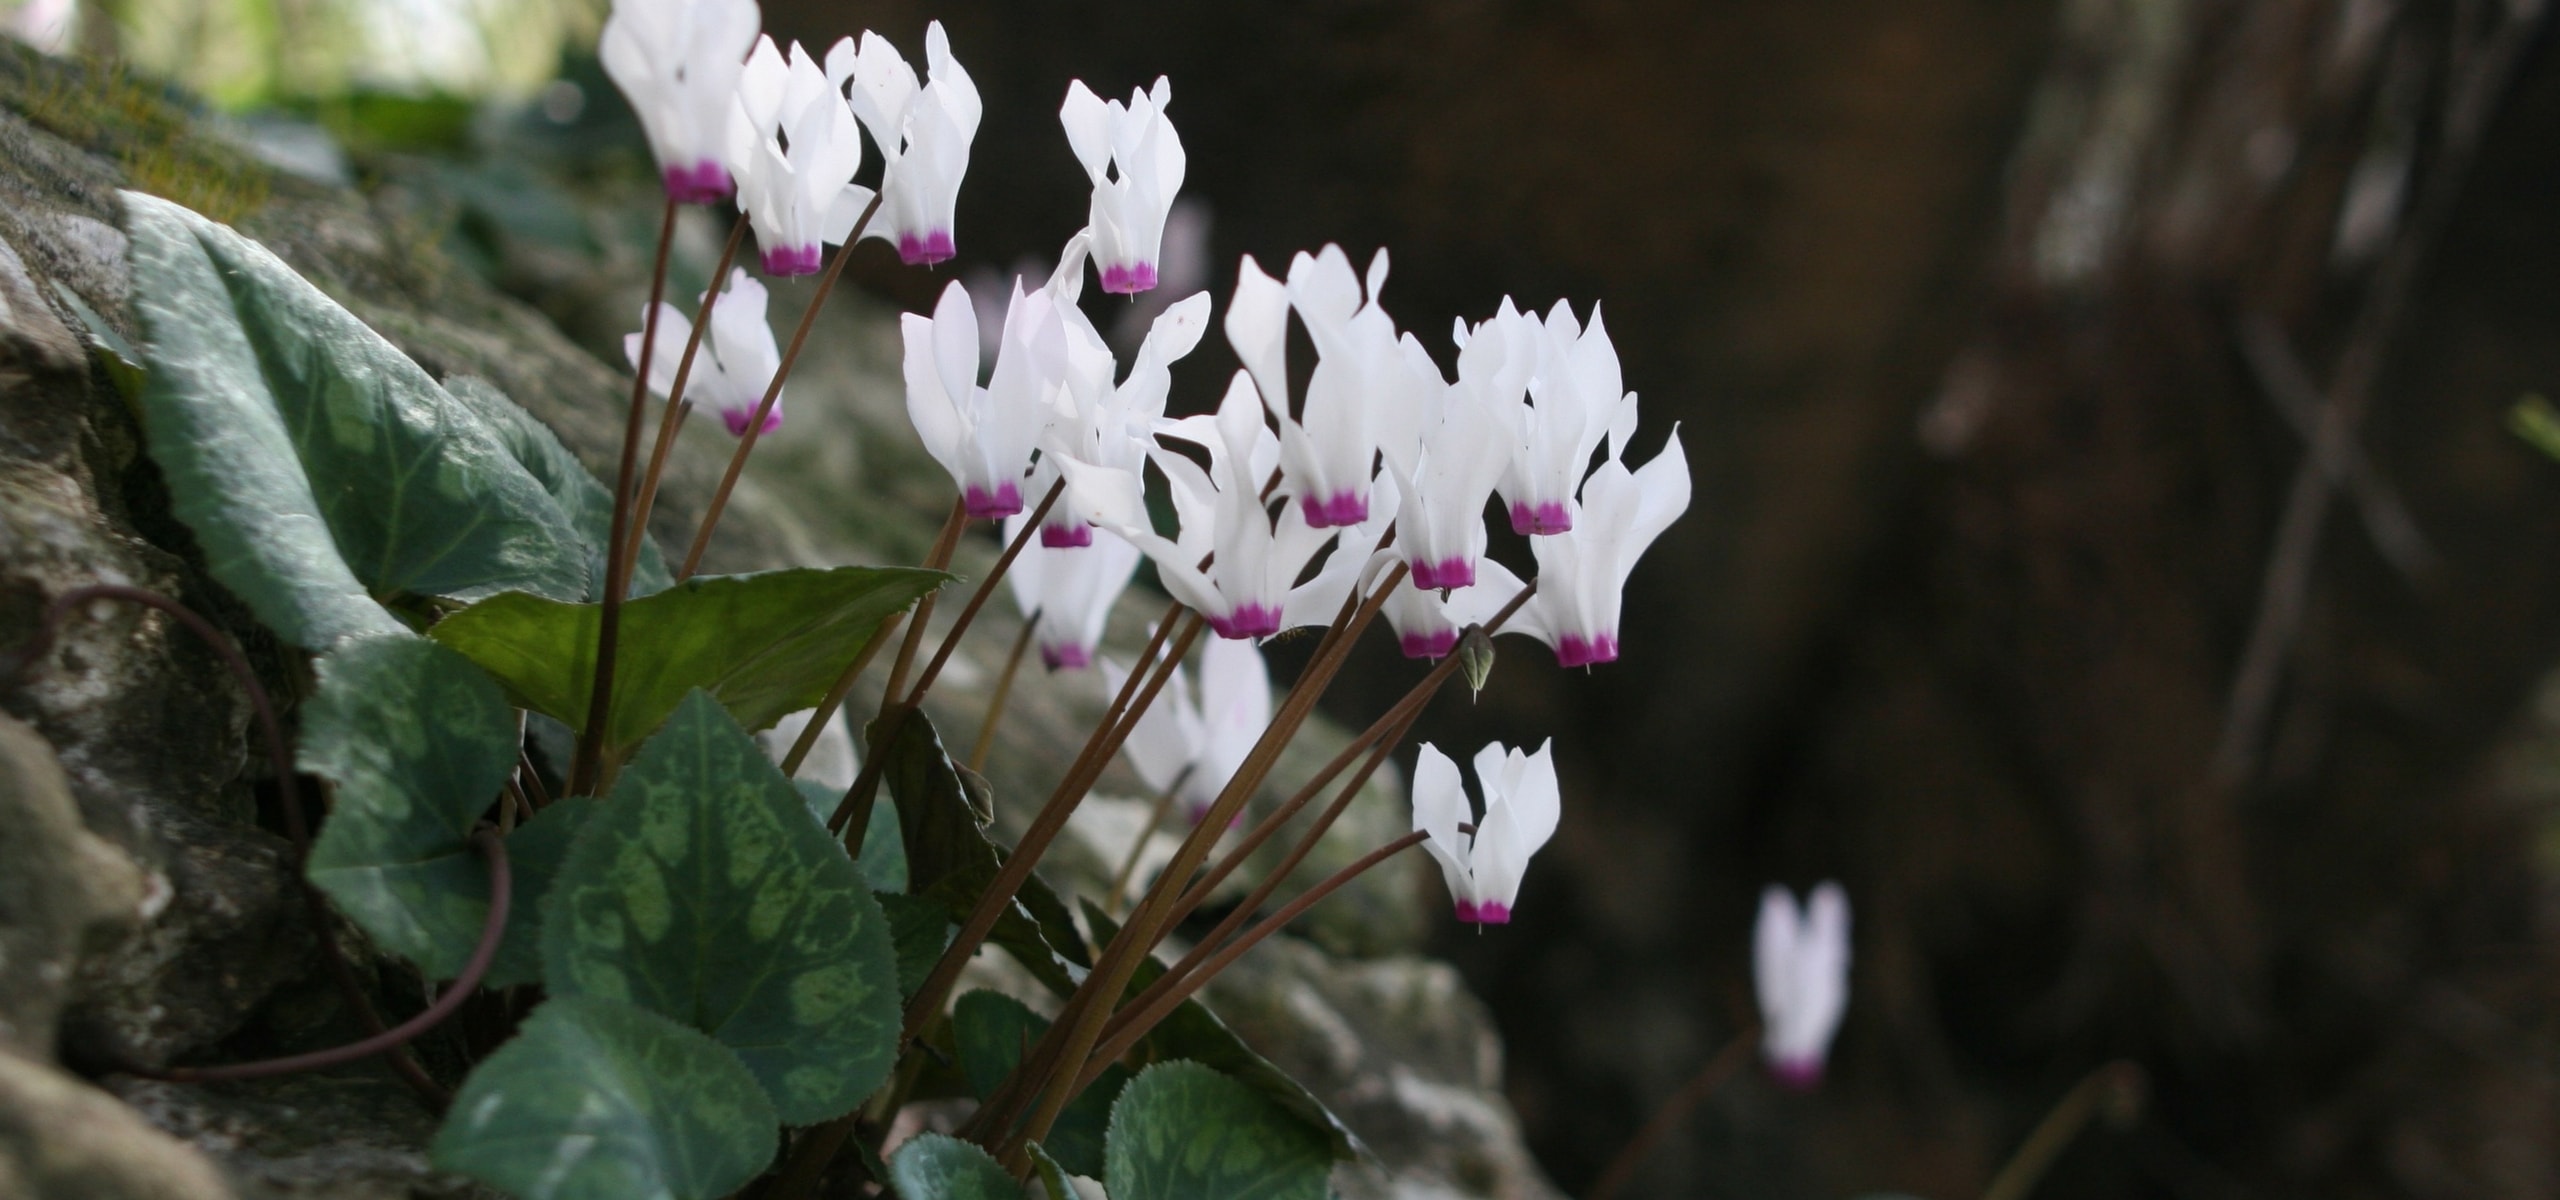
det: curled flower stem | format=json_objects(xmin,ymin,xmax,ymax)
[
  {"xmin": 9, "ymin": 585, "xmax": 446, "ymax": 1103},
  {"xmin": 966, "ymin": 617, "xmax": 1038, "ymax": 773},
  {"xmin": 1582, "ymin": 1027, "xmax": 1763, "ymax": 1200},
  {"xmin": 571, "ymin": 195, "xmax": 680, "ymax": 797},
  {"xmin": 678, "ymin": 193, "xmax": 886, "ymax": 581},
  {"xmin": 147, "ymin": 830, "xmax": 513, "ymax": 1085},
  {"xmin": 620, "ymin": 212, "xmax": 753, "ymax": 586},
  {"xmin": 1057, "ymin": 830, "xmax": 1431, "ymax": 1111}
]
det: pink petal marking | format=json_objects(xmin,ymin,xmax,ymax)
[
  {"xmin": 1409, "ymin": 556, "xmax": 1475, "ymax": 590},
  {"xmin": 1468, "ymin": 901, "xmax": 1513, "ymax": 925},
  {"xmin": 1299, "ymin": 490, "xmax": 1369, "ymax": 529},
  {"xmin": 1039, "ymin": 642, "xmax": 1092, "ymax": 671},
  {"xmin": 1098, "ymin": 261, "xmax": 1159, "ymax": 295},
  {"xmin": 720, "ymin": 405, "xmax": 783, "ymax": 438},
  {"xmin": 1206, "ymin": 602, "xmax": 1282, "ymax": 640},
  {"xmin": 1507, "ymin": 499, "xmax": 1574, "ymax": 536},
  {"xmin": 1452, "ymin": 899, "xmax": 1482, "ymax": 923},
  {"xmin": 661, "ymin": 161, "xmax": 735, "ymax": 204},
  {"xmin": 759, "ymin": 243, "xmax": 823, "ymax": 277},
  {"xmin": 1040, "ymin": 521, "xmax": 1094, "ymax": 549},
  {"xmin": 963, "ymin": 480, "xmax": 1024, "ymax": 519},
  {"xmin": 1399, "ymin": 630, "xmax": 1458, "ymax": 660},
  {"xmin": 1555, "ymin": 633, "xmax": 1620, "ymax": 668},
  {"xmin": 1766, "ymin": 1057, "xmax": 1825, "ymax": 1092},
  {"xmin": 897, "ymin": 229, "xmax": 957, "ymax": 266}
]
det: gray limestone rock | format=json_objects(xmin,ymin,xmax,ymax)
[{"xmin": 0, "ymin": 1048, "xmax": 234, "ymax": 1200}]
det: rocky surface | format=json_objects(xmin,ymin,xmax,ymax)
[{"xmin": 0, "ymin": 40, "xmax": 1554, "ymax": 1199}]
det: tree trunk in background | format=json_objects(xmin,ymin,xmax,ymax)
[{"xmin": 767, "ymin": 1, "xmax": 2560, "ymax": 1195}]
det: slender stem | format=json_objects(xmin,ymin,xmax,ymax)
[
  {"xmin": 621, "ymin": 212, "xmax": 753, "ymax": 584},
  {"xmin": 780, "ymin": 611, "xmax": 903, "ymax": 777},
  {"xmin": 678, "ymin": 193, "xmax": 886, "ymax": 579},
  {"xmin": 570, "ymin": 196, "xmax": 681, "ymax": 796},
  {"xmin": 968, "ymin": 618, "xmax": 1039, "ymax": 773},
  {"xmin": 10, "ymin": 586, "xmax": 448, "ymax": 1103},
  {"xmin": 1107, "ymin": 769, "xmax": 1189, "ymax": 914},
  {"xmin": 154, "ymin": 831, "xmax": 513, "ymax": 1084},
  {"xmin": 1583, "ymin": 1029, "xmax": 1763, "ymax": 1200},
  {"xmin": 516, "ymin": 749, "xmax": 551, "ymax": 810},
  {"xmin": 825, "ymin": 499, "xmax": 968, "ymax": 850},
  {"xmin": 1978, "ymin": 1062, "xmax": 2148, "ymax": 1200},
  {"xmin": 903, "ymin": 482, "xmax": 1062, "ymax": 711},
  {"xmin": 1014, "ymin": 566, "xmax": 1408, "ymax": 1151},
  {"xmin": 1058, "ymin": 831, "xmax": 1430, "ymax": 1106},
  {"xmin": 901, "ymin": 613, "xmax": 1204, "ymax": 1038}
]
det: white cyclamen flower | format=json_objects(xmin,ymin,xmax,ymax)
[
  {"xmin": 828, "ymin": 21, "xmax": 981, "ymax": 265},
  {"xmin": 1382, "ymin": 558, "xmax": 1530, "ymax": 661},
  {"xmin": 1225, "ymin": 246, "xmax": 1428, "ymax": 529},
  {"xmin": 626, "ymin": 268, "xmax": 782, "ymax": 436},
  {"xmin": 1386, "ymin": 300, "xmax": 1535, "ymax": 589},
  {"xmin": 600, "ymin": 0, "xmax": 761, "ymax": 203},
  {"xmin": 1512, "ymin": 423, "xmax": 1690, "ymax": 667},
  {"xmin": 729, "ymin": 37, "xmax": 874, "ymax": 277},
  {"xmin": 902, "ymin": 279, "xmax": 1065, "ymax": 518},
  {"xmin": 1060, "ymin": 76, "xmax": 1186, "ymax": 294},
  {"xmin": 1058, "ymin": 373, "xmax": 1331, "ymax": 641},
  {"xmin": 1499, "ymin": 300, "xmax": 1633, "ymax": 535},
  {"xmin": 1412, "ymin": 740, "xmax": 1561, "ymax": 925},
  {"xmin": 1111, "ymin": 635, "xmax": 1270, "ymax": 822},
  {"xmin": 1754, "ymin": 882, "xmax": 1851, "ymax": 1090},
  {"xmin": 1003, "ymin": 513, "xmax": 1142, "ymax": 671},
  {"xmin": 1030, "ymin": 238, "xmax": 1214, "ymax": 547}
]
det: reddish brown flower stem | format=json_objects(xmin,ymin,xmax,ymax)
[
  {"xmin": 779, "ymin": 611, "xmax": 902, "ymax": 778},
  {"xmin": 619, "ymin": 212, "xmax": 752, "ymax": 586},
  {"xmin": 678, "ymin": 193, "xmax": 886, "ymax": 580},
  {"xmin": 569, "ymin": 195, "xmax": 679, "ymax": 797},
  {"xmin": 967, "ymin": 617, "xmax": 1039, "ymax": 773}
]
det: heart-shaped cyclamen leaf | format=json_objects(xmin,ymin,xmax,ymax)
[
  {"xmin": 885, "ymin": 1133, "xmax": 1023, "ymax": 1200},
  {"xmin": 300, "ymin": 635, "xmax": 519, "ymax": 979},
  {"xmin": 429, "ymin": 566, "xmax": 943, "ymax": 756},
  {"xmin": 542, "ymin": 691, "xmax": 902, "ymax": 1124},
  {"xmin": 445, "ymin": 375, "xmax": 674, "ymax": 600},
  {"xmin": 122, "ymin": 192, "xmax": 584, "ymax": 649},
  {"xmin": 1105, "ymin": 1060, "xmax": 1333, "ymax": 1200},
  {"xmin": 431, "ymin": 995, "xmax": 776, "ymax": 1200}
]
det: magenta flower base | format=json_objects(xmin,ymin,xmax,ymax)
[
  {"xmin": 1400, "ymin": 630, "xmax": 1457, "ymax": 660},
  {"xmin": 1555, "ymin": 633, "xmax": 1619, "ymax": 668},
  {"xmin": 720, "ymin": 405, "xmax": 782, "ymax": 437},
  {"xmin": 1040, "ymin": 642, "xmax": 1091, "ymax": 671},
  {"xmin": 1299, "ymin": 490, "xmax": 1369, "ymax": 529},
  {"xmin": 759, "ymin": 243, "xmax": 822, "ymax": 277},
  {"xmin": 1098, "ymin": 261, "xmax": 1159, "ymax": 294},
  {"xmin": 1453, "ymin": 900, "xmax": 1513, "ymax": 925},
  {"xmin": 1765, "ymin": 1058, "xmax": 1824, "ymax": 1092},
  {"xmin": 1409, "ymin": 556, "xmax": 1474, "ymax": 590},
  {"xmin": 661, "ymin": 161, "xmax": 735, "ymax": 205},
  {"xmin": 963, "ymin": 481, "xmax": 1024, "ymax": 519},
  {"xmin": 1508, "ymin": 500, "xmax": 1573, "ymax": 536},
  {"xmin": 897, "ymin": 229, "xmax": 957, "ymax": 266},
  {"xmin": 1207, "ymin": 603, "xmax": 1281, "ymax": 640},
  {"xmin": 1040, "ymin": 522, "xmax": 1093, "ymax": 548}
]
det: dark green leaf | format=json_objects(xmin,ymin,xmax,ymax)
[
  {"xmin": 879, "ymin": 712, "xmax": 1089, "ymax": 995},
  {"xmin": 429, "ymin": 566, "xmax": 943, "ymax": 756},
  {"xmin": 431, "ymin": 995, "xmax": 776, "ymax": 1200},
  {"xmin": 488, "ymin": 796, "xmax": 596, "ymax": 988},
  {"xmin": 446, "ymin": 375, "xmax": 674, "ymax": 600},
  {"xmin": 885, "ymin": 1133, "xmax": 1022, "ymax": 1200},
  {"xmin": 1105, "ymin": 1060, "xmax": 1332, "ymax": 1200},
  {"xmin": 951, "ymin": 990, "xmax": 1130, "ymax": 1179},
  {"xmin": 122, "ymin": 191, "xmax": 584, "ymax": 649},
  {"xmin": 878, "ymin": 891, "xmax": 952, "ymax": 999},
  {"xmin": 300, "ymin": 636, "xmax": 517, "ymax": 979},
  {"xmin": 1026, "ymin": 1143, "xmax": 1076, "ymax": 1200},
  {"xmin": 543, "ymin": 692, "xmax": 901, "ymax": 1124},
  {"xmin": 1080, "ymin": 901, "xmax": 1362, "ymax": 1161}
]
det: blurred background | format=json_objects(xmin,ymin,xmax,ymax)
[{"xmin": 15, "ymin": 0, "xmax": 2560, "ymax": 1196}]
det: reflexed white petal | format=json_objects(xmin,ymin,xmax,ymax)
[{"xmin": 1411, "ymin": 744, "xmax": 1475, "ymax": 904}]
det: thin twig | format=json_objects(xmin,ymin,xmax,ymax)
[
  {"xmin": 571, "ymin": 196, "xmax": 680, "ymax": 797},
  {"xmin": 2233, "ymin": 312, "xmax": 2435, "ymax": 581},
  {"xmin": 678, "ymin": 194, "xmax": 886, "ymax": 579},
  {"xmin": 1584, "ymin": 1029, "xmax": 1764, "ymax": 1200}
]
